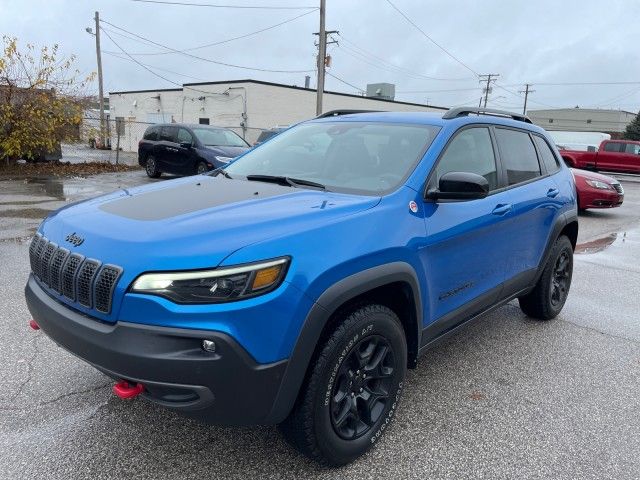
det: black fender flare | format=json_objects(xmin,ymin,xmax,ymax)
[
  {"xmin": 265, "ymin": 261, "xmax": 423, "ymax": 424},
  {"xmin": 534, "ymin": 209, "xmax": 578, "ymax": 284}
]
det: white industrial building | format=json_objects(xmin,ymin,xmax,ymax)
[
  {"xmin": 528, "ymin": 107, "xmax": 636, "ymax": 135},
  {"xmin": 108, "ymin": 79, "xmax": 446, "ymax": 151}
]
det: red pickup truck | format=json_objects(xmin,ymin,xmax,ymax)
[{"xmin": 560, "ymin": 139, "xmax": 640, "ymax": 173}]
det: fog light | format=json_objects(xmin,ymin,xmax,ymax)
[{"xmin": 202, "ymin": 339, "xmax": 216, "ymax": 352}]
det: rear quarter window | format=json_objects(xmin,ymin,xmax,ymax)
[
  {"xmin": 495, "ymin": 128, "xmax": 541, "ymax": 186},
  {"xmin": 533, "ymin": 135, "xmax": 561, "ymax": 174}
]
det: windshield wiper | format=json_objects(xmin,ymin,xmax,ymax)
[
  {"xmin": 210, "ymin": 167, "xmax": 233, "ymax": 179},
  {"xmin": 245, "ymin": 174, "xmax": 326, "ymax": 190}
]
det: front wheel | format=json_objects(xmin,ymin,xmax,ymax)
[
  {"xmin": 279, "ymin": 304, "xmax": 407, "ymax": 466},
  {"xmin": 196, "ymin": 161, "xmax": 209, "ymax": 175},
  {"xmin": 145, "ymin": 155, "xmax": 161, "ymax": 178},
  {"xmin": 519, "ymin": 235, "xmax": 573, "ymax": 320}
]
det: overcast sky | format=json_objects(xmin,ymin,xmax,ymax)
[{"xmin": 2, "ymin": 0, "xmax": 640, "ymax": 112}]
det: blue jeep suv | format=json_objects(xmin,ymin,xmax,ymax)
[{"xmin": 25, "ymin": 107, "xmax": 577, "ymax": 465}]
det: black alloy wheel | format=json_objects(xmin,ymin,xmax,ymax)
[
  {"xmin": 330, "ymin": 335, "xmax": 396, "ymax": 440},
  {"xmin": 550, "ymin": 250, "xmax": 571, "ymax": 307}
]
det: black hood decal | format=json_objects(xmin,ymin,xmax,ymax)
[{"xmin": 99, "ymin": 176, "xmax": 293, "ymax": 221}]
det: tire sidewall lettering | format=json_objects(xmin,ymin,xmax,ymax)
[
  {"xmin": 370, "ymin": 381, "xmax": 403, "ymax": 444},
  {"xmin": 324, "ymin": 324, "xmax": 373, "ymax": 407}
]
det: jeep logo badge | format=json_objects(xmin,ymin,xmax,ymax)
[{"xmin": 65, "ymin": 232, "xmax": 84, "ymax": 247}]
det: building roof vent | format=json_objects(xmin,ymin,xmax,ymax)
[{"xmin": 366, "ymin": 83, "xmax": 395, "ymax": 101}]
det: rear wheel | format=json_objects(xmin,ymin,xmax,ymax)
[
  {"xmin": 279, "ymin": 304, "xmax": 407, "ymax": 466},
  {"xmin": 145, "ymin": 155, "xmax": 161, "ymax": 178},
  {"xmin": 519, "ymin": 235, "xmax": 573, "ymax": 320}
]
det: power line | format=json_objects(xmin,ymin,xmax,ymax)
[
  {"xmin": 334, "ymin": 43, "xmax": 433, "ymax": 83},
  {"xmin": 337, "ymin": 33, "xmax": 472, "ymax": 82},
  {"xmin": 103, "ymin": 50, "xmax": 208, "ymax": 81},
  {"xmin": 104, "ymin": 9, "xmax": 317, "ymax": 56},
  {"xmin": 493, "ymin": 82, "xmax": 557, "ymax": 109},
  {"xmin": 130, "ymin": 0, "xmax": 316, "ymax": 9},
  {"xmin": 592, "ymin": 86, "xmax": 640, "ymax": 107},
  {"xmin": 512, "ymin": 81, "xmax": 640, "ymax": 87},
  {"xmin": 100, "ymin": 19, "xmax": 314, "ymax": 73},
  {"xmin": 383, "ymin": 0, "xmax": 479, "ymax": 77},
  {"xmin": 100, "ymin": 27, "xmax": 195, "ymax": 90},
  {"xmin": 326, "ymin": 71, "xmax": 363, "ymax": 93},
  {"xmin": 397, "ymin": 87, "xmax": 482, "ymax": 94}
]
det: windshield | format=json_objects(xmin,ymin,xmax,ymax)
[
  {"xmin": 225, "ymin": 121, "xmax": 440, "ymax": 194},
  {"xmin": 192, "ymin": 128, "xmax": 248, "ymax": 147}
]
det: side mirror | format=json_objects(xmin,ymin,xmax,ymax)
[
  {"xmin": 427, "ymin": 171, "xmax": 489, "ymax": 200},
  {"xmin": 179, "ymin": 141, "xmax": 192, "ymax": 149}
]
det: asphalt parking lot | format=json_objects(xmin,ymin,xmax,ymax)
[{"xmin": 0, "ymin": 171, "xmax": 638, "ymax": 479}]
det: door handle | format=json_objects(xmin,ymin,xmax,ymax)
[
  {"xmin": 492, "ymin": 203, "xmax": 512, "ymax": 215},
  {"xmin": 547, "ymin": 188, "xmax": 560, "ymax": 198},
  {"xmin": 167, "ymin": 147, "xmax": 178, "ymax": 152}
]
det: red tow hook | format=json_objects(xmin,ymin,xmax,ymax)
[
  {"xmin": 29, "ymin": 319, "xmax": 40, "ymax": 330},
  {"xmin": 113, "ymin": 381, "xmax": 144, "ymax": 399}
]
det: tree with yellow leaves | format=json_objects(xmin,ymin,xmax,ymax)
[{"xmin": 0, "ymin": 36, "xmax": 95, "ymax": 166}]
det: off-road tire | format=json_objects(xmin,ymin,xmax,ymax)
[
  {"xmin": 279, "ymin": 304, "xmax": 407, "ymax": 466},
  {"xmin": 145, "ymin": 155, "xmax": 161, "ymax": 178},
  {"xmin": 518, "ymin": 235, "xmax": 573, "ymax": 320}
]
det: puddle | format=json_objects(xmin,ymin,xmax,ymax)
[
  {"xmin": 0, "ymin": 208, "xmax": 53, "ymax": 220},
  {"xmin": 575, "ymin": 233, "xmax": 624, "ymax": 254},
  {"xmin": 23, "ymin": 177, "xmax": 66, "ymax": 200}
]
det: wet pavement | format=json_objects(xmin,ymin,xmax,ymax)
[{"xmin": 0, "ymin": 172, "xmax": 639, "ymax": 479}]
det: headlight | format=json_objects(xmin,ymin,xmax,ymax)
[
  {"xmin": 585, "ymin": 180, "xmax": 612, "ymax": 190},
  {"xmin": 214, "ymin": 156, "xmax": 233, "ymax": 163},
  {"xmin": 130, "ymin": 257, "xmax": 289, "ymax": 304}
]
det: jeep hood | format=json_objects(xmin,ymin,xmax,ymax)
[{"xmin": 39, "ymin": 175, "xmax": 380, "ymax": 273}]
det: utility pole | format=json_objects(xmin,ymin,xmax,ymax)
[
  {"xmin": 94, "ymin": 11, "xmax": 106, "ymax": 147},
  {"xmin": 315, "ymin": 0, "xmax": 326, "ymax": 116},
  {"xmin": 479, "ymin": 74, "xmax": 499, "ymax": 108},
  {"xmin": 313, "ymin": 26, "xmax": 338, "ymax": 115},
  {"xmin": 519, "ymin": 83, "xmax": 535, "ymax": 115}
]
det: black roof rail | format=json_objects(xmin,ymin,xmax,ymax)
[
  {"xmin": 442, "ymin": 107, "xmax": 532, "ymax": 124},
  {"xmin": 316, "ymin": 109, "xmax": 382, "ymax": 119}
]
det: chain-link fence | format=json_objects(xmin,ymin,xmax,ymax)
[{"xmin": 60, "ymin": 117, "xmax": 266, "ymax": 166}]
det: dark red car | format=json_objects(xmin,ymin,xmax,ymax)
[{"xmin": 571, "ymin": 168, "xmax": 624, "ymax": 210}]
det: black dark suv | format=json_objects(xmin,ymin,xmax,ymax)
[{"xmin": 138, "ymin": 123, "xmax": 250, "ymax": 178}]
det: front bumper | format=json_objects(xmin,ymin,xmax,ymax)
[
  {"xmin": 580, "ymin": 189, "xmax": 624, "ymax": 209},
  {"xmin": 25, "ymin": 275, "xmax": 288, "ymax": 425}
]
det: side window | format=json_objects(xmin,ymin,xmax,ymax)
[
  {"xmin": 603, "ymin": 142, "xmax": 623, "ymax": 152},
  {"xmin": 495, "ymin": 128, "xmax": 541, "ymax": 186},
  {"xmin": 435, "ymin": 127, "xmax": 498, "ymax": 191},
  {"xmin": 177, "ymin": 128, "xmax": 193, "ymax": 145},
  {"xmin": 159, "ymin": 126, "xmax": 177, "ymax": 142},
  {"xmin": 624, "ymin": 143, "xmax": 640, "ymax": 155},
  {"xmin": 533, "ymin": 135, "xmax": 561, "ymax": 174}
]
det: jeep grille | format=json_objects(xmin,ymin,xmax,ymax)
[{"xmin": 29, "ymin": 234, "xmax": 123, "ymax": 315}]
